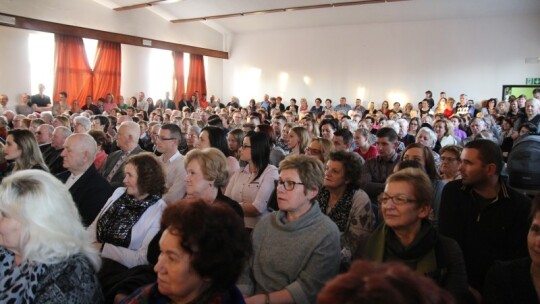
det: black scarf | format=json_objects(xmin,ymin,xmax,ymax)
[
  {"xmin": 385, "ymin": 220, "xmax": 438, "ymax": 262},
  {"xmin": 96, "ymin": 191, "xmax": 161, "ymax": 247}
]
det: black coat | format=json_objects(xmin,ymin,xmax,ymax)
[{"xmin": 57, "ymin": 164, "xmax": 113, "ymax": 227}]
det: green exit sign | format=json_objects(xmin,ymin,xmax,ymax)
[{"xmin": 526, "ymin": 78, "xmax": 540, "ymax": 85}]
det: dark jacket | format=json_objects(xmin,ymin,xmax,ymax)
[
  {"xmin": 483, "ymin": 258, "xmax": 539, "ymax": 304},
  {"xmin": 57, "ymin": 164, "xmax": 113, "ymax": 227},
  {"xmin": 438, "ymin": 179, "xmax": 531, "ymax": 289},
  {"xmin": 364, "ymin": 221, "xmax": 469, "ymax": 302},
  {"xmin": 100, "ymin": 146, "xmax": 144, "ymax": 189}
]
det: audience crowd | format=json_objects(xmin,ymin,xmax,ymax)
[{"xmin": 0, "ymin": 86, "xmax": 539, "ymax": 303}]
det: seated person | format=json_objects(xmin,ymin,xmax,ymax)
[
  {"xmin": 317, "ymin": 150, "xmax": 376, "ymax": 268},
  {"xmin": 120, "ymin": 198, "xmax": 250, "ymax": 303},
  {"xmin": 0, "ymin": 170, "xmax": 102, "ymax": 302},
  {"xmin": 238, "ymin": 155, "xmax": 341, "ymax": 304},
  {"xmin": 483, "ymin": 193, "xmax": 540, "ymax": 304},
  {"xmin": 362, "ymin": 168, "xmax": 469, "ymax": 302}
]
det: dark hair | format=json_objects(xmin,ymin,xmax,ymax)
[
  {"xmin": 60, "ymin": 91, "xmax": 67, "ymax": 98},
  {"xmin": 93, "ymin": 115, "xmax": 110, "ymax": 133},
  {"xmin": 520, "ymin": 122, "xmax": 538, "ymax": 134},
  {"xmin": 161, "ymin": 198, "xmax": 251, "ymax": 292},
  {"xmin": 201, "ymin": 126, "xmax": 230, "ymax": 157},
  {"xmin": 317, "ymin": 260, "xmax": 455, "ymax": 304},
  {"xmin": 464, "ymin": 139, "xmax": 503, "ymax": 175},
  {"xmin": 529, "ymin": 193, "xmax": 540, "ymax": 221},
  {"xmin": 395, "ymin": 159, "xmax": 425, "ymax": 171},
  {"xmin": 256, "ymin": 124, "xmax": 276, "ymax": 145},
  {"xmin": 245, "ymin": 132, "xmax": 271, "ymax": 182},
  {"xmin": 328, "ymin": 150, "xmax": 364, "ymax": 189},
  {"xmin": 333, "ymin": 129, "xmax": 353, "ymax": 145},
  {"xmin": 125, "ymin": 152, "xmax": 166, "ymax": 196},
  {"xmin": 400, "ymin": 143, "xmax": 440, "ymax": 180},
  {"xmin": 376, "ymin": 127, "xmax": 398, "ymax": 142},
  {"xmin": 320, "ymin": 118, "xmax": 339, "ymax": 133},
  {"xmin": 160, "ymin": 123, "xmax": 182, "ymax": 140}
]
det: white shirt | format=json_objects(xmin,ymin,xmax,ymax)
[
  {"xmin": 225, "ymin": 164, "xmax": 279, "ymax": 228},
  {"xmin": 87, "ymin": 187, "xmax": 165, "ymax": 268},
  {"xmin": 161, "ymin": 151, "xmax": 187, "ymax": 204}
]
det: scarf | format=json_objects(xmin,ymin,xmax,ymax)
[
  {"xmin": 317, "ymin": 187, "xmax": 355, "ymax": 232},
  {"xmin": 385, "ymin": 220, "xmax": 438, "ymax": 263},
  {"xmin": 96, "ymin": 191, "xmax": 161, "ymax": 247}
]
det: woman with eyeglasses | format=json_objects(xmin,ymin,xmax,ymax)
[
  {"xmin": 225, "ymin": 132, "xmax": 278, "ymax": 229},
  {"xmin": 362, "ymin": 168, "xmax": 468, "ymax": 302},
  {"xmin": 439, "ymin": 145, "xmax": 463, "ymax": 182},
  {"xmin": 238, "ymin": 155, "xmax": 340, "ymax": 304},
  {"xmin": 305, "ymin": 137, "xmax": 334, "ymax": 164}
]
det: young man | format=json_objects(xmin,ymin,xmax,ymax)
[
  {"xmin": 439, "ymin": 139, "xmax": 531, "ymax": 290},
  {"xmin": 360, "ymin": 128, "xmax": 400, "ymax": 202}
]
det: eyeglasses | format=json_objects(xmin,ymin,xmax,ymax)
[
  {"xmin": 155, "ymin": 136, "xmax": 177, "ymax": 141},
  {"xmin": 441, "ymin": 156, "xmax": 459, "ymax": 162},
  {"xmin": 305, "ymin": 147, "xmax": 321, "ymax": 154},
  {"xmin": 378, "ymin": 193, "xmax": 416, "ymax": 206},
  {"xmin": 241, "ymin": 144, "xmax": 251, "ymax": 148},
  {"xmin": 277, "ymin": 180, "xmax": 304, "ymax": 191}
]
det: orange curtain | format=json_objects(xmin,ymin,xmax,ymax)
[
  {"xmin": 53, "ymin": 35, "xmax": 93, "ymax": 106},
  {"xmin": 92, "ymin": 41, "xmax": 121, "ymax": 101},
  {"xmin": 186, "ymin": 54, "xmax": 206, "ymax": 99},
  {"xmin": 172, "ymin": 51, "xmax": 185, "ymax": 105}
]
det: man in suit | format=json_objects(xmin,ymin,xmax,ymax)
[
  {"xmin": 57, "ymin": 133, "xmax": 113, "ymax": 227},
  {"xmin": 36, "ymin": 124, "xmax": 54, "ymax": 157},
  {"xmin": 100, "ymin": 121, "xmax": 143, "ymax": 188},
  {"xmin": 46, "ymin": 126, "xmax": 72, "ymax": 174}
]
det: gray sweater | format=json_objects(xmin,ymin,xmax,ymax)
[{"xmin": 238, "ymin": 201, "xmax": 341, "ymax": 304}]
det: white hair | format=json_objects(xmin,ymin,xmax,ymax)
[
  {"xmin": 0, "ymin": 170, "xmax": 100, "ymax": 270},
  {"xmin": 416, "ymin": 127, "xmax": 438, "ymax": 149},
  {"xmin": 74, "ymin": 116, "xmax": 92, "ymax": 132}
]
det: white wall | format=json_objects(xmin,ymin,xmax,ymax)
[
  {"xmin": 223, "ymin": 14, "xmax": 540, "ymax": 107},
  {"xmin": 0, "ymin": 0, "xmax": 224, "ymax": 106}
]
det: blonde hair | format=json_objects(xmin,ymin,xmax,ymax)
[
  {"xmin": 279, "ymin": 154, "xmax": 324, "ymax": 196},
  {"xmin": 0, "ymin": 170, "xmax": 100, "ymax": 270},
  {"xmin": 7, "ymin": 129, "xmax": 48, "ymax": 172},
  {"xmin": 184, "ymin": 148, "xmax": 230, "ymax": 188}
]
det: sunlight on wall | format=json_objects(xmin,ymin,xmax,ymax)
[
  {"xmin": 148, "ymin": 48, "xmax": 174, "ymax": 99},
  {"xmin": 303, "ymin": 76, "xmax": 311, "ymax": 86},
  {"xmin": 278, "ymin": 72, "xmax": 289, "ymax": 96},
  {"xmin": 356, "ymin": 87, "xmax": 366, "ymax": 101},
  {"xmin": 388, "ymin": 92, "xmax": 407, "ymax": 106},
  {"xmin": 234, "ymin": 66, "xmax": 262, "ymax": 103},
  {"xmin": 28, "ymin": 32, "xmax": 54, "ymax": 95}
]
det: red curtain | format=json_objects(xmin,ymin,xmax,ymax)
[
  {"xmin": 92, "ymin": 41, "xmax": 121, "ymax": 101},
  {"xmin": 53, "ymin": 35, "xmax": 93, "ymax": 106},
  {"xmin": 186, "ymin": 54, "xmax": 206, "ymax": 99},
  {"xmin": 172, "ymin": 51, "xmax": 185, "ymax": 106}
]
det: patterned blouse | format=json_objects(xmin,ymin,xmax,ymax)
[{"xmin": 317, "ymin": 187, "xmax": 376, "ymax": 267}]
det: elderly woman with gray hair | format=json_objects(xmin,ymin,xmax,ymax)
[
  {"xmin": 415, "ymin": 126, "xmax": 441, "ymax": 168},
  {"xmin": 0, "ymin": 170, "xmax": 102, "ymax": 303}
]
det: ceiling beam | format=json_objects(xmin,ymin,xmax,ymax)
[
  {"xmin": 170, "ymin": 0, "xmax": 394, "ymax": 23},
  {"xmin": 113, "ymin": 0, "xmax": 168, "ymax": 11},
  {"xmin": 0, "ymin": 12, "xmax": 228, "ymax": 59}
]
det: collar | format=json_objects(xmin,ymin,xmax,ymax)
[
  {"xmin": 162, "ymin": 151, "xmax": 181, "ymax": 164},
  {"xmin": 459, "ymin": 178, "xmax": 510, "ymax": 199}
]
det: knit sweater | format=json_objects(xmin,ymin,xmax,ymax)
[{"xmin": 238, "ymin": 201, "xmax": 340, "ymax": 304}]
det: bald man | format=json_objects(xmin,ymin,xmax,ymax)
[
  {"xmin": 100, "ymin": 121, "xmax": 143, "ymax": 188},
  {"xmin": 57, "ymin": 134, "xmax": 113, "ymax": 226}
]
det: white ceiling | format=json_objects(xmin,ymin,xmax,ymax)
[{"xmin": 94, "ymin": 0, "xmax": 540, "ymax": 34}]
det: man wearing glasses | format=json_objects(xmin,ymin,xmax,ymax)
[{"xmin": 155, "ymin": 123, "xmax": 186, "ymax": 204}]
